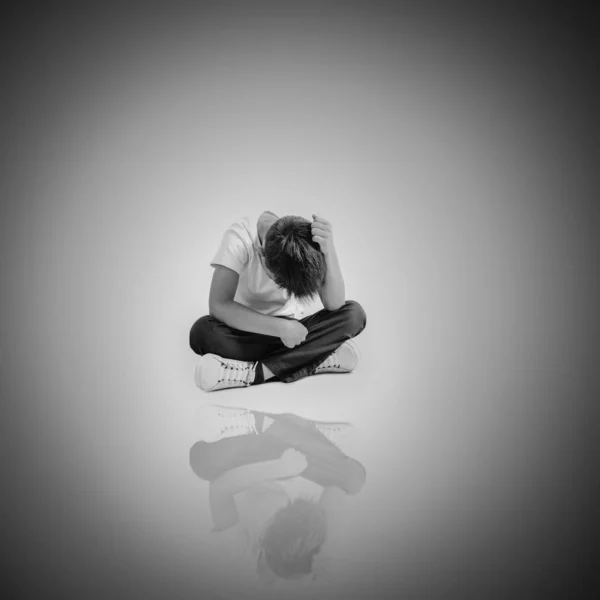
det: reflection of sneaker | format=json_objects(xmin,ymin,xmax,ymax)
[
  {"xmin": 195, "ymin": 354, "xmax": 258, "ymax": 392},
  {"xmin": 196, "ymin": 405, "xmax": 258, "ymax": 442},
  {"xmin": 314, "ymin": 339, "xmax": 359, "ymax": 374},
  {"xmin": 314, "ymin": 421, "xmax": 356, "ymax": 448}
]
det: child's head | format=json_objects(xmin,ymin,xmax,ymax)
[
  {"xmin": 262, "ymin": 215, "xmax": 327, "ymax": 302},
  {"xmin": 258, "ymin": 498, "xmax": 327, "ymax": 580}
]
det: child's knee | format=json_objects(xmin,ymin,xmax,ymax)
[
  {"xmin": 342, "ymin": 300, "xmax": 367, "ymax": 336},
  {"xmin": 189, "ymin": 315, "xmax": 214, "ymax": 354},
  {"xmin": 189, "ymin": 441, "xmax": 217, "ymax": 480},
  {"xmin": 344, "ymin": 459, "xmax": 367, "ymax": 495}
]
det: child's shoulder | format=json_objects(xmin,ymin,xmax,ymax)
[
  {"xmin": 223, "ymin": 215, "xmax": 252, "ymax": 230},
  {"xmin": 221, "ymin": 216, "xmax": 256, "ymax": 244}
]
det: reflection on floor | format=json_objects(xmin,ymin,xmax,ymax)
[{"xmin": 189, "ymin": 401, "xmax": 369, "ymax": 597}]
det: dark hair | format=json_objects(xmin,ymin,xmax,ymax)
[
  {"xmin": 259, "ymin": 498, "xmax": 327, "ymax": 579},
  {"xmin": 263, "ymin": 216, "xmax": 327, "ymax": 302}
]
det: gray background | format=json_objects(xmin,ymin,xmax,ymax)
[{"xmin": 1, "ymin": 2, "xmax": 597, "ymax": 598}]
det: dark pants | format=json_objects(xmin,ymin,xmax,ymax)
[
  {"xmin": 189, "ymin": 300, "xmax": 367, "ymax": 383},
  {"xmin": 190, "ymin": 412, "xmax": 366, "ymax": 495}
]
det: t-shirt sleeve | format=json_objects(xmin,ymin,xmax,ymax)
[{"xmin": 210, "ymin": 221, "xmax": 251, "ymax": 275}]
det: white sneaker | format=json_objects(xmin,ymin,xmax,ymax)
[
  {"xmin": 314, "ymin": 339, "xmax": 359, "ymax": 374},
  {"xmin": 195, "ymin": 354, "xmax": 258, "ymax": 392},
  {"xmin": 196, "ymin": 405, "xmax": 257, "ymax": 442},
  {"xmin": 314, "ymin": 421, "xmax": 357, "ymax": 449}
]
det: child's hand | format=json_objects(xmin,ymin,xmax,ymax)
[
  {"xmin": 279, "ymin": 319, "xmax": 308, "ymax": 348},
  {"xmin": 278, "ymin": 448, "xmax": 308, "ymax": 476},
  {"xmin": 311, "ymin": 214, "xmax": 335, "ymax": 254}
]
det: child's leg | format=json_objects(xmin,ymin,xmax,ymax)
[
  {"xmin": 189, "ymin": 428, "xmax": 285, "ymax": 482},
  {"xmin": 190, "ymin": 300, "xmax": 366, "ymax": 388},
  {"xmin": 191, "ymin": 411, "xmax": 365, "ymax": 494},
  {"xmin": 189, "ymin": 315, "xmax": 284, "ymax": 362},
  {"xmin": 261, "ymin": 300, "xmax": 367, "ymax": 384}
]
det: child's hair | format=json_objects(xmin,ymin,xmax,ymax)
[
  {"xmin": 263, "ymin": 216, "xmax": 327, "ymax": 302},
  {"xmin": 259, "ymin": 498, "xmax": 327, "ymax": 579}
]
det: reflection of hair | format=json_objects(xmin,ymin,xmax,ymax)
[
  {"xmin": 260, "ymin": 498, "xmax": 327, "ymax": 579},
  {"xmin": 263, "ymin": 216, "xmax": 327, "ymax": 302}
]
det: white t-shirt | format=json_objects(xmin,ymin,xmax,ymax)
[{"xmin": 210, "ymin": 212, "xmax": 305, "ymax": 319}]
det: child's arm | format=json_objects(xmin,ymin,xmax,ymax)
[
  {"xmin": 311, "ymin": 215, "xmax": 346, "ymax": 311},
  {"xmin": 209, "ymin": 265, "xmax": 285, "ymax": 336},
  {"xmin": 213, "ymin": 450, "xmax": 306, "ymax": 496},
  {"xmin": 209, "ymin": 449, "xmax": 308, "ymax": 531}
]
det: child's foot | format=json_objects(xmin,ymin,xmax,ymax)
[
  {"xmin": 196, "ymin": 405, "xmax": 258, "ymax": 442},
  {"xmin": 195, "ymin": 354, "xmax": 258, "ymax": 392},
  {"xmin": 313, "ymin": 339, "xmax": 359, "ymax": 374}
]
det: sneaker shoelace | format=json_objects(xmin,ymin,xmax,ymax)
[
  {"xmin": 217, "ymin": 359, "xmax": 257, "ymax": 386},
  {"xmin": 214, "ymin": 407, "xmax": 257, "ymax": 435},
  {"xmin": 315, "ymin": 350, "xmax": 341, "ymax": 372},
  {"xmin": 318, "ymin": 423, "xmax": 346, "ymax": 432}
]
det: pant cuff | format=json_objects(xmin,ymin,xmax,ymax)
[
  {"xmin": 263, "ymin": 349, "xmax": 336, "ymax": 384},
  {"xmin": 251, "ymin": 362, "xmax": 265, "ymax": 385}
]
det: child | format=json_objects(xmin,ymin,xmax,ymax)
[
  {"xmin": 189, "ymin": 408, "xmax": 366, "ymax": 584},
  {"xmin": 190, "ymin": 211, "xmax": 367, "ymax": 391}
]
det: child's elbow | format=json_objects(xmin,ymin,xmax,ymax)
[
  {"xmin": 208, "ymin": 303, "xmax": 219, "ymax": 319},
  {"xmin": 324, "ymin": 301, "xmax": 344, "ymax": 312},
  {"xmin": 209, "ymin": 299, "xmax": 227, "ymax": 320}
]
